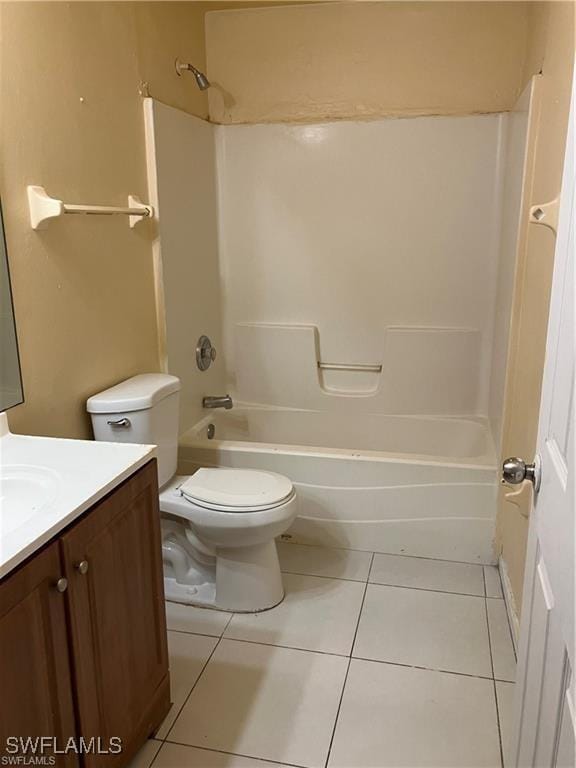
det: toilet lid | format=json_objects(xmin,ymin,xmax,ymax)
[{"xmin": 179, "ymin": 468, "xmax": 294, "ymax": 511}]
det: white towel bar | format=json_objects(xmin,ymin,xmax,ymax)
[
  {"xmin": 318, "ymin": 362, "xmax": 382, "ymax": 373},
  {"xmin": 27, "ymin": 185, "xmax": 153, "ymax": 230}
]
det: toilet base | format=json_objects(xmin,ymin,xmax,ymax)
[
  {"xmin": 162, "ymin": 521, "xmax": 285, "ymax": 613},
  {"xmin": 164, "ymin": 577, "xmax": 216, "ymax": 607},
  {"xmin": 215, "ymin": 540, "xmax": 285, "ymax": 612}
]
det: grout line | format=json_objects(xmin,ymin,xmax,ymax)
[
  {"xmin": 166, "ymin": 628, "xmax": 226, "ymax": 639},
  {"xmin": 280, "ymin": 568, "xmax": 368, "ymax": 584},
  {"xmin": 483, "ymin": 568, "xmax": 505, "ymax": 768},
  {"xmin": 324, "ymin": 553, "xmax": 375, "ymax": 768},
  {"xmin": 146, "ymin": 739, "xmax": 163, "ymax": 768},
  {"xmin": 162, "ymin": 631, "xmax": 225, "ymax": 743},
  {"xmin": 499, "ymin": 592, "xmax": 518, "ymax": 663},
  {"xmin": 280, "ymin": 539, "xmax": 490, "ymax": 567},
  {"xmin": 222, "ymin": 611, "xmax": 235, "ymax": 633},
  {"xmin": 367, "ymin": 580, "xmax": 486, "ymax": 599},
  {"xmin": 351, "ymin": 655, "xmax": 497, "ymax": 682},
  {"xmin": 163, "ymin": 739, "xmax": 307, "ymax": 768},
  {"xmin": 483, "ymin": 565, "xmax": 505, "ymax": 600},
  {"xmin": 352, "ymin": 553, "xmax": 375, "ymax": 653},
  {"xmin": 365, "ymin": 552, "xmax": 376, "ymax": 584},
  {"xmin": 279, "ymin": 539, "xmax": 377, "ymax": 555},
  {"xmin": 283, "ymin": 566, "xmax": 491, "ymax": 599},
  {"xmin": 206, "ymin": 635, "xmax": 506, "ymax": 684},
  {"xmin": 482, "ymin": 568, "xmax": 497, "ymax": 683},
  {"xmin": 215, "ymin": 634, "xmax": 350, "ymax": 659}
]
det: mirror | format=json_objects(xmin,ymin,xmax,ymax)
[{"xmin": 0, "ymin": 200, "xmax": 24, "ymax": 411}]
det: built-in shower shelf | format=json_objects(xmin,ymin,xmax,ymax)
[{"xmin": 27, "ymin": 185, "xmax": 153, "ymax": 230}]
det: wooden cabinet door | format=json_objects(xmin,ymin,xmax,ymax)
[
  {"xmin": 60, "ymin": 460, "xmax": 169, "ymax": 767},
  {"xmin": 0, "ymin": 542, "xmax": 77, "ymax": 767}
]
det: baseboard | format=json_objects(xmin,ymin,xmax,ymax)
[{"xmin": 499, "ymin": 555, "xmax": 520, "ymax": 655}]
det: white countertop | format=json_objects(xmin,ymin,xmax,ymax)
[{"xmin": 0, "ymin": 415, "xmax": 156, "ymax": 579}]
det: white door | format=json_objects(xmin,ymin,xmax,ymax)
[{"xmin": 509, "ymin": 67, "xmax": 575, "ymax": 767}]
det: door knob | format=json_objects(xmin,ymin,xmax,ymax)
[
  {"xmin": 75, "ymin": 560, "xmax": 89, "ymax": 575},
  {"xmin": 55, "ymin": 577, "xmax": 68, "ymax": 593},
  {"xmin": 502, "ymin": 455, "xmax": 541, "ymax": 491}
]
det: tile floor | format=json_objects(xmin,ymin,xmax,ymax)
[{"xmin": 131, "ymin": 543, "xmax": 517, "ymax": 768}]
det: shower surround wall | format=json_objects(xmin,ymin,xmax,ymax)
[
  {"xmin": 146, "ymin": 102, "xmax": 535, "ymax": 562},
  {"xmin": 217, "ymin": 116, "xmax": 505, "ymax": 418},
  {"xmin": 144, "ymin": 99, "xmax": 226, "ymax": 433}
]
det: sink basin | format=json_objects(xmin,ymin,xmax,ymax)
[
  {"xmin": 0, "ymin": 412, "xmax": 155, "ymax": 579},
  {"xmin": 0, "ymin": 464, "xmax": 61, "ymax": 536}
]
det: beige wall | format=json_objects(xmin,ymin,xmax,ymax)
[
  {"xmin": 206, "ymin": 2, "xmax": 532, "ymax": 124},
  {"xmin": 0, "ymin": 2, "xmax": 217, "ymax": 439},
  {"xmin": 496, "ymin": 1, "xmax": 575, "ymax": 616}
]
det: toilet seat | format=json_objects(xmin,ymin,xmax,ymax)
[{"xmin": 179, "ymin": 468, "xmax": 294, "ymax": 513}]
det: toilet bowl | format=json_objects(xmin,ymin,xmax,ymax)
[
  {"xmin": 160, "ymin": 469, "xmax": 297, "ymax": 611},
  {"xmin": 87, "ymin": 374, "xmax": 298, "ymax": 613}
]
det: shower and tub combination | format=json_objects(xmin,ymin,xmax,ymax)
[
  {"xmin": 144, "ymin": 75, "xmax": 537, "ymax": 567},
  {"xmin": 180, "ymin": 408, "xmax": 496, "ymax": 563}
]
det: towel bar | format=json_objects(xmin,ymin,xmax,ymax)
[
  {"xmin": 318, "ymin": 362, "xmax": 382, "ymax": 373},
  {"xmin": 27, "ymin": 185, "xmax": 153, "ymax": 230}
]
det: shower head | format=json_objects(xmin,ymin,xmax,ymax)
[{"xmin": 175, "ymin": 58, "xmax": 211, "ymax": 90}]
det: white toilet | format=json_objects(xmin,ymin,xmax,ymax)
[{"xmin": 87, "ymin": 374, "xmax": 297, "ymax": 612}]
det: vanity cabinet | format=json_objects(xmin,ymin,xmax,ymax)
[
  {"xmin": 0, "ymin": 541, "xmax": 78, "ymax": 767},
  {"xmin": 0, "ymin": 460, "xmax": 170, "ymax": 767}
]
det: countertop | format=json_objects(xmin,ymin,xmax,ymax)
[{"xmin": 0, "ymin": 416, "xmax": 156, "ymax": 579}]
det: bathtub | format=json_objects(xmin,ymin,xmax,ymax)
[{"xmin": 179, "ymin": 408, "xmax": 498, "ymax": 564}]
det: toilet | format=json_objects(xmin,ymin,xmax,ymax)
[{"xmin": 87, "ymin": 374, "xmax": 297, "ymax": 612}]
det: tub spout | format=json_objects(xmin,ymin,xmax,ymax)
[{"xmin": 203, "ymin": 395, "xmax": 233, "ymax": 410}]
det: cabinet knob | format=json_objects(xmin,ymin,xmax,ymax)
[
  {"xmin": 55, "ymin": 577, "xmax": 68, "ymax": 593},
  {"xmin": 76, "ymin": 560, "xmax": 89, "ymax": 575}
]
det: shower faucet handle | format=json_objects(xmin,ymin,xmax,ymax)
[{"xmin": 196, "ymin": 335, "xmax": 217, "ymax": 371}]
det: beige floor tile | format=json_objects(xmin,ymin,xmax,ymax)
[
  {"xmin": 353, "ymin": 584, "xmax": 492, "ymax": 677},
  {"xmin": 155, "ymin": 742, "xmax": 293, "ymax": 767},
  {"xmin": 125, "ymin": 740, "xmax": 161, "ymax": 768},
  {"xmin": 168, "ymin": 639, "xmax": 348, "ymax": 768},
  {"xmin": 496, "ymin": 681, "xmax": 516, "ymax": 767},
  {"xmin": 157, "ymin": 631, "xmax": 218, "ymax": 739},
  {"xmin": 370, "ymin": 553, "xmax": 484, "ymax": 596},
  {"xmin": 277, "ymin": 542, "xmax": 372, "ymax": 581},
  {"xmin": 165, "ymin": 600, "xmax": 231, "ymax": 637},
  {"xmin": 484, "ymin": 566, "xmax": 504, "ymax": 598},
  {"xmin": 328, "ymin": 659, "xmax": 501, "ymax": 768},
  {"xmin": 487, "ymin": 599, "xmax": 516, "ymax": 681},
  {"xmin": 224, "ymin": 573, "xmax": 365, "ymax": 655}
]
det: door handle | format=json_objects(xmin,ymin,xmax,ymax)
[{"xmin": 502, "ymin": 455, "xmax": 541, "ymax": 492}]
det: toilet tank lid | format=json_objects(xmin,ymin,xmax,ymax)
[{"xmin": 86, "ymin": 374, "xmax": 181, "ymax": 414}]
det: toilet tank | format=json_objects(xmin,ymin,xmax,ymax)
[{"xmin": 87, "ymin": 374, "xmax": 181, "ymax": 488}]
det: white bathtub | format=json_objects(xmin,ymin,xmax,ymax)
[{"xmin": 179, "ymin": 408, "xmax": 498, "ymax": 564}]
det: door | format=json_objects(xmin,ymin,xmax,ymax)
[
  {"xmin": 60, "ymin": 460, "xmax": 169, "ymax": 767},
  {"xmin": 0, "ymin": 542, "xmax": 77, "ymax": 767},
  {"xmin": 510, "ymin": 65, "xmax": 575, "ymax": 766}
]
